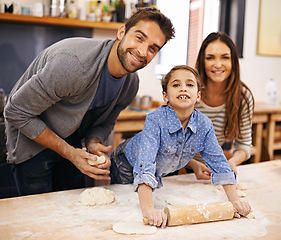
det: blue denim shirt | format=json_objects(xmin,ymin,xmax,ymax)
[{"xmin": 124, "ymin": 105, "xmax": 236, "ymax": 191}]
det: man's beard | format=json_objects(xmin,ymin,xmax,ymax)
[{"xmin": 117, "ymin": 41, "xmax": 147, "ymax": 73}]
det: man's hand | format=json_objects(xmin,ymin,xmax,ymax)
[
  {"xmin": 87, "ymin": 141, "xmax": 112, "ymax": 158},
  {"xmin": 69, "ymin": 147, "xmax": 112, "ymax": 180},
  {"xmin": 187, "ymin": 159, "xmax": 212, "ymax": 180},
  {"xmin": 87, "ymin": 141, "xmax": 112, "ymax": 166},
  {"xmin": 34, "ymin": 127, "xmax": 113, "ymax": 180}
]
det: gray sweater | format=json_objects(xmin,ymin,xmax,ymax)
[{"xmin": 4, "ymin": 37, "xmax": 139, "ymax": 164}]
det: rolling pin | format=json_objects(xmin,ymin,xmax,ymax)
[{"xmin": 143, "ymin": 202, "xmax": 236, "ymax": 226}]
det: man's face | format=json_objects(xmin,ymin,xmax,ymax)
[{"xmin": 117, "ymin": 20, "xmax": 166, "ymax": 73}]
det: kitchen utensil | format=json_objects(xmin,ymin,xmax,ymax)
[{"xmin": 143, "ymin": 202, "xmax": 236, "ymax": 226}]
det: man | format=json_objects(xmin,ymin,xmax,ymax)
[{"xmin": 4, "ymin": 8, "xmax": 175, "ymax": 196}]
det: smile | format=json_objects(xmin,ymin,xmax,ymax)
[
  {"xmin": 212, "ymin": 70, "xmax": 224, "ymax": 74},
  {"xmin": 129, "ymin": 50, "xmax": 145, "ymax": 64},
  {"xmin": 177, "ymin": 95, "xmax": 190, "ymax": 100}
]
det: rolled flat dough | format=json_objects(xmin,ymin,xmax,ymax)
[
  {"xmin": 87, "ymin": 155, "xmax": 106, "ymax": 166},
  {"xmin": 79, "ymin": 187, "xmax": 115, "ymax": 206},
  {"xmin": 112, "ymin": 222, "xmax": 157, "ymax": 235}
]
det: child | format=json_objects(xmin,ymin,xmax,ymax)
[{"xmin": 110, "ymin": 65, "xmax": 251, "ymax": 228}]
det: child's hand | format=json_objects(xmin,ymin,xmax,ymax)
[
  {"xmin": 232, "ymin": 200, "xmax": 251, "ymax": 217},
  {"xmin": 143, "ymin": 209, "xmax": 167, "ymax": 228}
]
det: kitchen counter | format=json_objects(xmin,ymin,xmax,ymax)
[{"xmin": 1, "ymin": 160, "xmax": 281, "ymax": 239}]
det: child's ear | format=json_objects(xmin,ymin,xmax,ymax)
[
  {"xmin": 196, "ymin": 91, "xmax": 201, "ymax": 102},
  {"xmin": 162, "ymin": 91, "xmax": 168, "ymax": 103}
]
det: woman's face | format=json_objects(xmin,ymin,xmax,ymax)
[{"xmin": 204, "ymin": 40, "xmax": 232, "ymax": 84}]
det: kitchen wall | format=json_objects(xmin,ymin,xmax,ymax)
[
  {"xmin": 138, "ymin": 0, "xmax": 281, "ymax": 103},
  {"xmin": 240, "ymin": 0, "xmax": 281, "ymax": 103}
]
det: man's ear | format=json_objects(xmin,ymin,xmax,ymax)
[{"xmin": 117, "ymin": 24, "xmax": 126, "ymax": 40}]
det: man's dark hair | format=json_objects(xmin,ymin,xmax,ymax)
[{"xmin": 125, "ymin": 7, "xmax": 175, "ymax": 45}]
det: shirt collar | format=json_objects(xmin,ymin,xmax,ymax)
[
  {"xmin": 187, "ymin": 109, "xmax": 198, "ymax": 134},
  {"xmin": 164, "ymin": 105, "xmax": 198, "ymax": 134}
]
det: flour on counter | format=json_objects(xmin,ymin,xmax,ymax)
[{"xmin": 154, "ymin": 182, "xmax": 228, "ymax": 208}]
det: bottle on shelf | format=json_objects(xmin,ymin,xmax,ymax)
[
  {"xmin": 58, "ymin": 0, "xmax": 67, "ymax": 17},
  {"xmin": 95, "ymin": 0, "xmax": 103, "ymax": 21},
  {"xmin": 67, "ymin": 0, "xmax": 78, "ymax": 19},
  {"xmin": 110, "ymin": 0, "xmax": 117, "ymax": 22},
  {"xmin": 102, "ymin": 4, "xmax": 111, "ymax": 22},
  {"xmin": 116, "ymin": 0, "xmax": 126, "ymax": 22}
]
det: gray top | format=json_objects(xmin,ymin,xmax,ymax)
[{"xmin": 4, "ymin": 37, "xmax": 139, "ymax": 164}]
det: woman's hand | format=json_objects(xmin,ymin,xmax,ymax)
[
  {"xmin": 228, "ymin": 159, "xmax": 238, "ymax": 175},
  {"xmin": 187, "ymin": 159, "xmax": 212, "ymax": 180},
  {"xmin": 228, "ymin": 150, "xmax": 248, "ymax": 175},
  {"xmin": 143, "ymin": 209, "xmax": 167, "ymax": 228}
]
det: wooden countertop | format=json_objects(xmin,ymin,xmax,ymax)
[
  {"xmin": 117, "ymin": 102, "xmax": 281, "ymax": 121},
  {"xmin": 1, "ymin": 160, "xmax": 281, "ymax": 239},
  {"xmin": 254, "ymin": 102, "xmax": 281, "ymax": 114},
  {"xmin": 116, "ymin": 109, "xmax": 148, "ymax": 121}
]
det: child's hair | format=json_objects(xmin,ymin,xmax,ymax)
[{"xmin": 161, "ymin": 65, "xmax": 202, "ymax": 93}]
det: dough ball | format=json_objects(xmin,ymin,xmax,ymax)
[
  {"xmin": 237, "ymin": 189, "xmax": 247, "ymax": 197},
  {"xmin": 246, "ymin": 211, "xmax": 256, "ymax": 219},
  {"xmin": 235, "ymin": 182, "xmax": 248, "ymax": 191},
  {"xmin": 79, "ymin": 187, "xmax": 115, "ymax": 206},
  {"xmin": 87, "ymin": 155, "xmax": 106, "ymax": 166},
  {"xmin": 112, "ymin": 222, "xmax": 157, "ymax": 235}
]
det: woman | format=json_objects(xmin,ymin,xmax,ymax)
[{"xmin": 187, "ymin": 32, "xmax": 254, "ymax": 179}]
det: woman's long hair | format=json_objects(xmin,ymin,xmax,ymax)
[{"xmin": 195, "ymin": 32, "xmax": 254, "ymax": 140}]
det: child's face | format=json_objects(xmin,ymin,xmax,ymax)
[{"xmin": 162, "ymin": 70, "xmax": 201, "ymax": 111}]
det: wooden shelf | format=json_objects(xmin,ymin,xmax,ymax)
[{"xmin": 0, "ymin": 13, "xmax": 122, "ymax": 30}]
